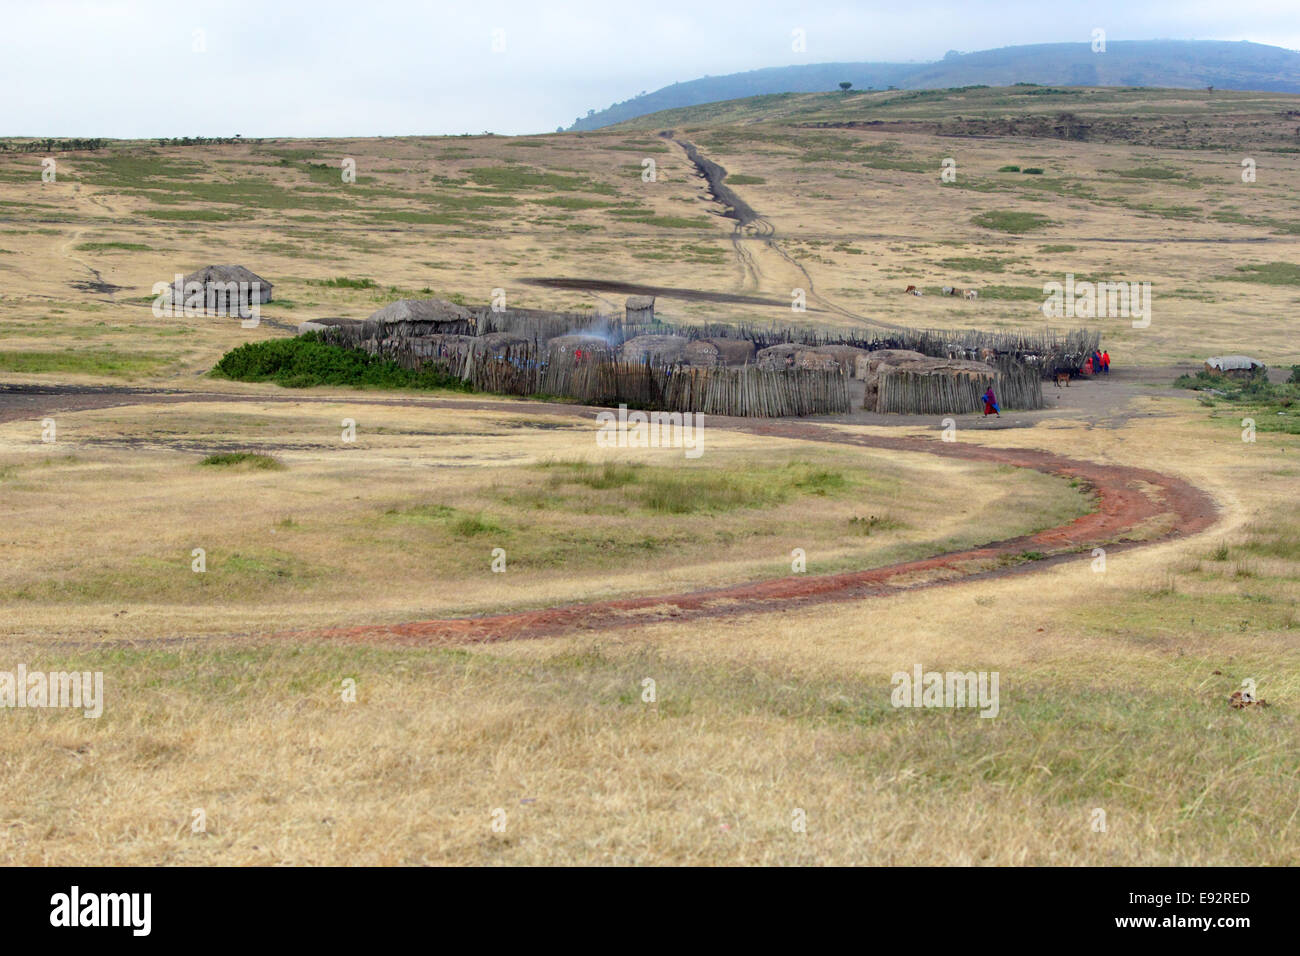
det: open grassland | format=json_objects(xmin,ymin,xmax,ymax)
[
  {"xmin": 0, "ymin": 401, "xmax": 1087, "ymax": 639},
  {"xmin": 1, "ymin": 88, "xmax": 1298, "ymax": 865},
  {"xmin": 1, "ymin": 397, "xmax": 1296, "ymax": 866},
  {"xmin": 1, "ymin": 86, "xmax": 1299, "ymax": 374}
]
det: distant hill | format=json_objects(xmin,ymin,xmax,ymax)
[{"xmin": 565, "ymin": 40, "xmax": 1300, "ymax": 130}]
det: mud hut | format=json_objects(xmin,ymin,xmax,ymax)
[
  {"xmin": 810, "ymin": 344, "xmax": 871, "ymax": 376},
  {"xmin": 683, "ymin": 340, "xmax": 722, "ymax": 366},
  {"xmin": 546, "ymin": 333, "xmax": 613, "ymax": 358},
  {"xmin": 620, "ymin": 334, "xmax": 687, "ymax": 364},
  {"xmin": 625, "ymin": 295, "xmax": 655, "ymax": 323},
  {"xmin": 852, "ymin": 349, "xmax": 930, "ymax": 380},
  {"xmin": 363, "ymin": 299, "xmax": 475, "ymax": 339},
  {"xmin": 474, "ymin": 331, "xmax": 530, "ymax": 355},
  {"xmin": 755, "ymin": 344, "xmax": 841, "ymax": 372},
  {"xmin": 707, "ymin": 338, "xmax": 757, "ymax": 366},
  {"xmin": 297, "ymin": 317, "xmax": 362, "ymax": 335},
  {"xmin": 171, "ymin": 265, "xmax": 271, "ymax": 317}
]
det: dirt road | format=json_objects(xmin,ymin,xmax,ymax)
[{"xmin": 0, "ymin": 374, "xmax": 1218, "ymax": 646}]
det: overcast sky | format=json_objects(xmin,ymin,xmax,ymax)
[{"xmin": 3, "ymin": 0, "xmax": 1297, "ymax": 138}]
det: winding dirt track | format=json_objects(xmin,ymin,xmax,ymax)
[
  {"xmin": 283, "ymin": 413, "xmax": 1218, "ymax": 647},
  {"xmin": 0, "ymin": 386, "xmax": 1218, "ymax": 647}
]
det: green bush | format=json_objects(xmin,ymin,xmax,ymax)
[
  {"xmin": 1022, "ymin": 167, "xmax": 1044, "ymax": 175},
  {"xmin": 211, "ymin": 333, "xmax": 472, "ymax": 391},
  {"xmin": 997, "ymin": 165, "xmax": 1020, "ymax": 172}
]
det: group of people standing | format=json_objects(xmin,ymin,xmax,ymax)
[{"xmin": 1084, "ymin": 349, "xmax": 1110, "ymax": 376}]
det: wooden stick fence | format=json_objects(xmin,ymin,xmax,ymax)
[
  {"xmin": 443, "ymin": 344, "xmax": 850, "ymax": 416},
  {"xmin": 875, "ymin": 362, "xmax": 1044, "ymax": 414}
]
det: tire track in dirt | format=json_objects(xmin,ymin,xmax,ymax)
[{"xmin": 665, "ymin": 132, "xmax": 898, "ymax": 329}]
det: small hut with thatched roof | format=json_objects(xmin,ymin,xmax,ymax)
[
  {"xmin": 171, "ymin": 265, "xmax": 271, "ymax": 317},
  {"xmin": 707, "ymin": 338, "xmax": 757, "ymax": 366},
  {"xmin": 297, "ymin": 317, "xmax": 362, "ymax": 335},
  {"xmin": 625, "ymin": 295, "xmax": 656, "ymax": 324},
  {"xmin": 620, "ymin": 334, "xmax": 687, "ymax": 365},
  {"xmin": 473, "ymin": 331, "xmax": 530, "ymax": 356},
  {"xmin": 810, "ymin": 344, "xmax": 871, "ymax": 376},
  {"xmin": 755, "ymin": 344, "xmax": 841, "ymax": 372},
  {"xmin": 362, "ymin": 299, "xmax": 475, "ymax": 340},
  {"xmin": 547, "ymin": 334, "xmax": 613, "ymax": 359}
]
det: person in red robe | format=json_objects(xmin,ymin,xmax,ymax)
[{"xmin": 982, "ymin": 386, "xmax": 1000, "ymax": 416}]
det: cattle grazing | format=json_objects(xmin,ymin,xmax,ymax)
[
  {"xmin": 964, "ymin": 289, "xmax": 979, "ymax": 301},
  {"xmin": 942, "ymin": 286, "xmax": 956, "ymax": 296}
]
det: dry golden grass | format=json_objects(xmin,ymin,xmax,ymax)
[
  {"xmin": 1, "ymin": 92, "xmax": 1297, "ymax": 865},
  {"xmin": 0, "ymin": 400, "xmax": 1086, "ymax": 640},
  {"xmin": 0, "ymin": 397, "xmax": 1296, "ymax": 865}
]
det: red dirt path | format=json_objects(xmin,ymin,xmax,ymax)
[{"xmin": 286, "ymin": 417, "xmax": 1218, "ymax": 647}]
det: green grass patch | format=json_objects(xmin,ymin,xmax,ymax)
[
  {"xmin": 74, "ymin": 241, "xmax": 152, "ymax": 252},
  {"xmin": 0, "ymin": 349, "xmax": 166, "ymax": 377},
  {"xmin": 938, "ymin": 256, "xmax": 1006, "ymax": 273},
  {"xmin": 971, "ymin": 210, "xmax": 1052, "ymax": 233},
  {"xmin": 1116, "ymin": 166, "xmax": 1183, "ymax": 180},
  {"xmin": 1222, "ymin": 262, "xmax": 1300, "ymax": 286},
  {"xmin": 1174, "ymin": 370, "xmax": 1300, "ymax": 435},
  {"xmin": 143, "ymin": 208, "xmax": 238, "ymax": 222},
  {"xmin": 198, "ymin": 452, "xmax": 284, "ymax": 470}
]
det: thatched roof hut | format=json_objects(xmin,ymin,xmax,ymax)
[
  {"xmin": 811, "ymin": 344, "xmax": 871, "ymax": 376},
  {"xmin": 620, "ymin": 334, "xmax": 687, "ymax": 364},
  {"xmin": 547, "ymin": 334, "xmax": 613, "ymax": 357},
  {"xmin": 755, "ymin": 344, "xmax": 841, "ymax": 372},
  {"xmin": 364, "ymin": 299, "xmax": 475, "ymax": 338},
  {"xmin": 684, "ymin": 338, "xmax": 759, "ymax": 367},
  {"xmin": 475, "ymin": 331, "xmax": 529, "ymax": 352},
  {"xmin": 683, "ymin": 340, "xmax": 722, "ymax": 367},
  {"xmin": 297, "ymin": 317, "xmax": 362, "ymax": 335},
  {"xmin": 171, "ymin": 264, "xmax": 271, "ymax": 316},
  {"xmin": 852, "ymin": 349, "xmax": 930, "ymax": 379},
  {"xmin": 707, "ymin": 338, "xmax": 757, "ymax": 366},
  {"xmin": 626, "ymin": 295, "xmax": 655, "ymax": 323}
]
